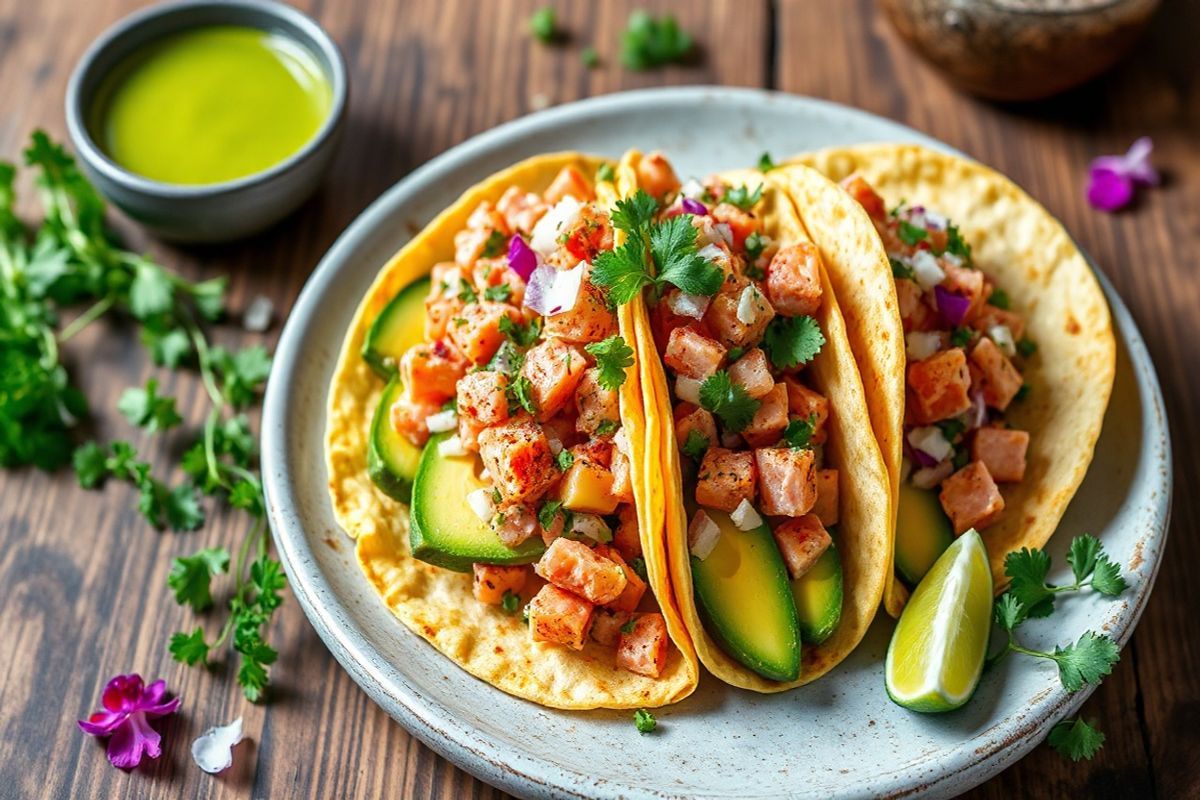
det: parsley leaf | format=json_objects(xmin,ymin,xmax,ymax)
[
  {"xmin": 620, "ymin": 11, "xmax": 692, "ymax": 70},
  {"xmin": 117, "ymin": 378, "xmax": 182, "ymax": 433},
  {"xmin": 633, "ymin": 708, "xmax": 657, "ymax": 734},
  {"xmin": 782, "ymin": 414, "xmax": 817, "ymax": 449},
  {"xmin": 584, "ymin": 335, "xmax": 634, "ymax": 390},
  {"xmin": 681, "ymin": 429, "xmax": 709, "ymax": 461},
  {"xmin": 757, "ymin": 152, "xmax": 778, "ymax": 173},
  {"xmin": 720, "ymin": 183, "xmax": 764, "ymax": 212},
  {"xmin": 763, "ymin": 315, "xmax": 825, "ymax": 370},
  {"xmin": 1047, "ymin": 717, "xmax": 1106, "ymax": 761},
  {"xmin": 699, "ymin": 371, "xmax": 760, "ymax": 433},
  {"xmin": 897, "ymin": 221, "xmax": 928, "ymax": 246},
  {"xmin": 168, "ymin": 628, "xmax": 211, "ymax": 666},
  {"xmin": 168, "ymin": 547, "xmax": 230, "ymax": 611}
]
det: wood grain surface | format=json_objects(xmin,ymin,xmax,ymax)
[{"xmin": 0, "ymin": 0, "xmax": 1195, "ymax": 797}]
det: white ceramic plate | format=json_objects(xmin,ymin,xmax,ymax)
[{"xmin": 261, "ymin": 87, "xmax": 1170, "ymax": 799}]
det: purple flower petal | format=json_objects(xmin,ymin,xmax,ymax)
[
  {"xmin": 79, "ymin": 711, "xmax": 126, "ymax": 737},
  {"xmin": 106, "ymin": 712, "xmax": 162, "ymax": 770},
  {"xmin": 101, "ymin": 674, "xmax": 145, "ymax": 713},
  {"xmin": 1122, "ymin": 136, "xmax": 1159, "ymax": 186},
  {"xmin": 79, "ymin": 673, "xmax": 180, "ymax": 770},
  {"xmin": 1087, "ymin": 166, "xmax": 1134, "ymax": 212}
]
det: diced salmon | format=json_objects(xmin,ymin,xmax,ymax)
[
  {"xmin": 636, "ymin": 152, "xmax": 680, "ymax": 200},
  {"xmin": 472, "ymin": 258, "xmax": 527, "ymax": 307},
  {"xmin": 896, "ymin": 278, "xmax": 937, "ymax": 334},
  {"xmin": 595, "ymin": 545, "xmax": 647, "ymax": 613},
  {"xmin": 907, "ymin": 348, "xmax": 973, "ymax": 424},
  {"xmin": 728, "ymin": 347, "xmax": 775, "ymax": 398},
  {"xmin": 590, "ymin": 608, "xmax": 633, "ymax": 646},
  {"xmin": 616, "ymin": 613, "xmax": 669, "ymax": 678},
  {"xmin": 457, "ymin": 414, "xmax": 485, "ymax": 452},
  {"xmin": 448, "ymin": 301, "xmax": 522, "ymax": 365},
  {"xmin": 710, "ymin": 202, "xmax": 757, "ymax": 250},
  {"xmin": 498, "ymin": 187, "xmax": 549, "ymax": 235},
  {"xmin": 743, "ymin": 382, "xmax": 789, "ymax": 448},
  {"xmin": 971, "ymin": 427, "xmax": 1029, "ymax": 483},
  {"xmin": 574, "ymin": 368, "xmax": 620, "ymax": 437},
  {"xmin": 613, "ymin": 505, "xmax": 642, "ymax": 561},
  {"xmin": 429, "ymin": 261, "xmax": 460, "ymax": 293},
  {"xmin": 562, "ymin": 204, "xmax": 614, "ymax": 262},
  {"xmin": 664, "ymin": 325, "xmax": 727, "ymax": 379},
  {"xmin": 939, "ymin": 461, "xmax": 1005, "ymax": 534},
  {"xmin": 400, "ymin": 341, "xmax": 467, "ymax": 405},
  {"xmin": 941, "ymin": 262, "xmax": 986, "ymax": 323},
  {"xmin": 772, "ymin": 515, "xmax": 832, "ymax": 580},
  {"xmin": 782, "ymin": 377, "xmax": 830, "ymax": 445},
  {"xmin": 495, "ymin": 502, "xmax": 539, "ymax": 547},
  {"xmin": 467, "ymin": 200, "xmax": 508, "ymax": 233},
  {"xmin": 522, "ymin": 338, "xmax": 588, "ymax": 421},
  {"xmin": 425, "ymin": 295, "xmax": 464, "ymax": 341},
  {"xmin": 766, "ymin": 242, "xmax": 824, "ymax": 318},
  {"xmin": 535, "ymin": 538, "xmax": 628, "ymax": 605},
  {"xmin": 478, "ymin": 419, "xmax": 559, "ymax": 504},
  {"xmin": 706, "ymin": 275, "xmax": 775, "ymax": 349},
  {"xmin": 390, "ymin": 393, "xmax": 440, "ymax": 447},
  {"xmin": 696, "ymin": 447, "xmax": 757, "ymax": 512},
  {"xmin": 755, "ymin": 447, "xmax": 817, "ymax": 517},
  {"xmin": 674, "ymin": 404, "xmax": 717, "ymax": 452},
  {"xmin": 528, "ymin": 584, "xmax": 594, "ymax": 651},
  {"xmin": 457, "ymin": 370, "xmax": 510, "ymax": 427},
  {"xmin": 454, "ymin": 226, "xmax": 500, "ymax": 267},
  {"xmin": 610, "ymin": 449, "xmax": 634, "ymax": 504},
  {"xmin": 543, "ymin": 280, "xmax": 617, "ymax": 343},
  {"xmin": 842, "ymin": 175, "xmax": 887, "ymax": 221},
  {"xmin": 544, "ymin": 165, "xmax": 595, "ymax": 205},
  {"xmin": 472, "ymin": 564, "xmax": 528, "ymax": 605},
  {"xmin": 812, "ymin": 468, "xmax": 839, "ymax": 527},
  {"xmin": 970, "ymin": 305, "xmax": 1025, "ymax": 343},
  {"xmin": 970, "ymin": 337, "xmax": 1023, "ymax": 411},
  {"xmin": 650, "ymin": 298, "xmax": 715, "ymax": 355}
]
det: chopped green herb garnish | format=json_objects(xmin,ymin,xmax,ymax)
[
  {"xmin": 507, "ymin": 375, "xmax": 537, "ymax": 416},
  {"xmin": 596, "ymin": 163, "xmax": 615, "ymax": 183},
  {"xmin": 943, "ymin": 224, "xmax": 971, "ymax": 261},
  {"xmin": 935, "ymin": 418, "xmax": 966, "ymax": 442},
  {"xmin": 629, "ymin": 557, "xmax": 648, "ymax": 581},
  {"xmin": 529, "ymin": 6, "xmax": 557, "ymax": 43},
  {"xmin": 595, "ymin": 419, "xmax": 619, "ymax": 437},
  {"xmin": 620, "ymin": 618, "xmax": 637, "ymax": 634},
  {"xmin": 781, "ymin": 414, "xmax": 818, "ymax": 450},
  {"xmin": 897, "ymin": 221, "xmax": 928, "ymax": 247},
  {"xmin": 987, "ymin": 287, "xmax": 1010, "ymax": 310},
  {"xmin": 763, "ymin": 315, "xmax": 825, "ymax": 370},
  {"xmin": 744, "ymin": 231, "xmax": 768, "ymax": 264},
  {"xmin": 757, "ymin": 152, "xmax": 777, "ymax": 173},
  {"xmin": 1015, "ymin": 383, "xmax": 1031, "ymax": 402},
  {"xmin": 950, "ymin": 327, "xmax": 974, "ymax": 348},
  {"xmin": 726, "ymin": 346, "xmax": 745, "ymax": 363},
  {"xmin": 1017, "ymin": 337, "xmax": 1038, "ymax": 358},
  {"xmin": 498, "ymin": 315, "xmax": 542, "ymax": 347},
  {"xmin": 501, "ymin": 590, "xmax": 521, "ymax": 614},
  {"xmin": 681, "ymin": 429, "xmax": 710, "ymax": 461},
  {"xmin": 457, "ymin": 278, "xmax": 478, "ymax": 303},
  {"xmin": 890, "ymin": 257, "xmax": 915, "ymax": 280},
  {"xmin": 699, "ymin": 371, "xmax": 760, "ymax": 433},
  {"xmin": 620, "ymin": 11, "xmax": 692, "ymax": 70},
  {"xmin": 482, "ymin": 230, "xmax": 507, "ymax": 258},
  {"xmin": 1048, "ymin": 717, "xmax": 1105, "ymax": 761},
  {"xmin": 720, "ymin": 183, "xmax": 764, "ymax": 212},
  {"xmin": 556, "ymin": 449, "xmax": 574, "ymax": 471},
  {"xmin": 484, "ymin": 283, "xmax": 512, "ymax": 302},
  {"xmin": 585, "ymin": 335, "xmax": 634, "ymax": 390},
  {"xmin": 634, "ymin": 708, "xmax": 657, "ymax": 734}
]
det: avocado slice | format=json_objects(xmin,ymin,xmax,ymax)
[
  {"xmin": 894, "ymin": 481, "xmax": 955, "ymax": 587},
  {"xmin": 792, "ymin": 539, "xmax": 843, "ymax": 645},
  {"xmin": 362, "ymin": 276, "xmax": 430, "ymax": 378},
  {"xmin": 410, "ymin": 432, "xmax": 545, "ymax": 572},
  {"xmin": 367, "ymin": 376, "xmax": 423, "ymax": 502},
  {"xmin": 691, "ymin": 510, "xmax": 801, "ymax": 682}
]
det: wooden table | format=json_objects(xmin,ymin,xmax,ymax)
[{"xmin": 1, "ymin": 0, "xmax": 1196, "ymax": 797}]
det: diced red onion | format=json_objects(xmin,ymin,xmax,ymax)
[
  {"xmin": 910, "ymin": 446, "xmax": 937, "ymax": 469},
  {"xmin": 688, "ymin": 510, "xmax": 721, "ymax": 560},
  {"xmin": 967, "ymin": 390, "xmax": 987, "ymax": 430},
  {"xmin": 507, "ymin": 235, "xmax": 538, "ymax": 280},
  {"xmin": 911, "ymin": 460, "xmax": 953, "ymax": 490},
  {"xmin": 524, "ymin": 261, "xmax": 583, "ymax": 317},
  {"xmin": 935, "ymin": 286, "xmax": 971, "ymax": 327},
  {"xmin": 667, "ymin": 290, "xmax": 710, "ymax": 320},
  {"xmin": 681, "ymin": 197, "xmax": 708, "ymax": 216}
]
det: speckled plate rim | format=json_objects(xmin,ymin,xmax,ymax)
[{"xmin": 261, "ymin": 86, "xmax": 1171, "ymax": 800}]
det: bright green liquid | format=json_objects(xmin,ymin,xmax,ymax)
[{"xmin": 92, "ymin": 26, "xmax": 332, "ymax": 185}]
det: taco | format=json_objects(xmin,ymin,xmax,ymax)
[
  {"xmin": 780, "ymin": 145, "xmax": 1115, "ymax": 614},
  {"xmin": 325, "ymin": 153, "xmax": 699, "ymax": 709},
  {"xmin": 589, "ymin": 151, "xmax": 890, "ymax": 689}
]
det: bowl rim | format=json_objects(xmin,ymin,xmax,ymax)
[{"xmin": 64, "ymin": 0, "xmax": 348, "ymax": 199}]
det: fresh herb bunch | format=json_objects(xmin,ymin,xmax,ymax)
[
  {"xmin": 987, "ymin": 534, "xmax": 1128, "ymax": 761},
  {"xmin": 0, "ymin": 131, "xmax": 283, "ymax": 702}
]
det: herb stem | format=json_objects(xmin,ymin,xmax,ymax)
[{"xmin": 58, "ymin": 294, "xmax": 115, "ymax": 343}]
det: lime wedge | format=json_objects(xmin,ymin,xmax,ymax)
[{"xmin": 885, "ymin": 528, "xmax": 993, "ymax": 713}]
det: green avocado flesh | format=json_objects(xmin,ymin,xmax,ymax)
[
  {"xmin": 367, "ymin": 376, "xmax": 423, "ymax": 503},
  {"xmin": 792, "ymin": 539, "xmax": 843, "ymax": 646},
  {"xmin": 410, "ymin": 432, "xmax": 545, "ymax": 572},
  {"xmin": 362, "ymin": 277, "xmax": 430, "ymax": 378},
  {"xmin": 691, "ymin": 510, "xmax": 801, "ymax": 682},
  {"xmin": 894, "ymin": 482, "xmax": 955, "ymax": 587}
]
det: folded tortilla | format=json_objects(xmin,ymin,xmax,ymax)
[
  {"xmin": 325, "ymin": 153, "xmax": 699, "ymax": 709},
  {"xmin": 621, "ymin": 152, "xmax": 891, "ymax": 690},
  {"xmin": 781, "ymin": 145, "xmax": 1116, "ymax": 614}
]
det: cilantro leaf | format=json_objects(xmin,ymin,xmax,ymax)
[
  {"xmin": 556, "ymin": 449, "xmax": 574, "ymax": 470},
  {"xmin": 529, "ymin": 6, "xmax": 557, "ymax": 43},
  {"xmin": 1004, "ymin": 547, "xmax": 1055, "ymax": 619},
  {"xmin": 763, "ymin": 315, "xmax": 825, "ymax": 370},
  {"xmin": 141, "ymin": 326, "xmax": 192, "ymax": 368},
  {"xmin": 128, "ymin": 260, "xmax": 175, "ymax": 320},
  {"xmin": 944, "ymin": 224, "xmax": 972, "ymax": 261},
  {"xmin": 720, "ymin": 184, "xmax": 763, "ymax": 212},
  {"xmin": 596, "ymin": 164, "xmax": 615, "ymax": 184},
  {"xmin": 950, "ymin": 326, "xmax": 974, "ymax": 348},
  {"xmin": 584, "ymin": 335, "xmax": 634, "ymax": 390},
  {"xmin": 117, "ymin": 378, "xmax": 182, "ymax": 432},
  {"xmin": 1067, "ymin": 535, "xmax": 1101, "ymax": 585},
  {"xmin": 744, "ymin": 232, "xmax": 768, "ymax": 263},
  {"xmin": 897, "ymin": 221, "xmax": 928, "ymax": 247},
  {"xmin": 1053, "ymin": 632, "xmax": 1119, "ymax": 692},
  {"xmin": 1047, "ymin": 717, "xmax": 1105, "ymax": 762},
  {"xmin": 1017, "ymin": 337, "xmax": 1038, "ymax": 358},
  {"xmin": 633, "ymin": 708, "xmax": 657, "ymax": 733},
  {"xmin": 620, "ymin": 11, "xmax": 692, "ymax": 70},
  {"xmin": 507, "ymin": 375, "xmax": 537, "ymax": 416},
  {"xmin": 1090, "ymin": 557, "xmax": 1128, "ymax": 597},
  {"xmin": 591, "ymin": 242, "xmax": 654, "ymax": 305},
  {"xmin": 699, "ymin": 371, "xmax": 760, "ymax": 433},
  {"xmin": 987, "ymin": 287, "xmax": 1010, "ymax": 310},
  {"xmin": 168, "ymin": 546, "xmax": 230, "ymax": 611},
  {"xmin": 651, "ymin": 215, "xmax": 725, "ymax": 297},
  {"xmin": 484, "ymin": 282, "xmax": 512, "ymax": 302},
  {"xmin": 757, "ymin": 152, "xmax": 778, "ymax": 173},
  {"xmin": 890, "ymin": 257, "xmax": 915, "ymax": 280},
  {"xmin": 538, "ymin": 499, "xmax": 565, "ymax": 530},
  {"xmin": 993, "ymin": 593, "xmax": 1027, "ymax": 632},
  {"xmin": 481, "ymin": 230, "xmax": 507, "ymax": 259},
  {"xmin": 610, "ymin": 191, "xmax": 658, "ymax": 245},
  {"xmin": 72, "ymin": 442, "xmax": 111, "ymax": 488},
  {"xmin": 165, "ymin": 482, "xmax": 206, "ymax": 531},
  {"xmin": 681, "ymin": 429, "xmax": 709, "ymax": 461},
  {"xmin": 782, "ymin": 414, "xmax": 817, "ymax": 450},
  {"xmin": 629, "ymin": 557, "xmax": 648, "ymax": 581},
  {"xmin": 168, "ymin": 627, "xmax": 211, "ymax": 666},
  {"xmin": 457, "ymin": 278, "xmax": 478, "ymax": 303}
]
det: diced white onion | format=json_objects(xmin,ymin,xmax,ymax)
[
  {"xmin": 466, "ymin": 488, "xmax": 495, "ymax": 522},
  {"xmin": 613, "ymin": 428, "xmax": 631, "ymax": 458},
  {"xmin": 906, "ymin": 210, "xmax": 927, "ymax": 230},
  {"xmin": 667, "ymin": 290, "xmax": 710, "ymax": 320},
  {"xmin": 989, "ymin": 324, "xmax": 1017, "ymax": 358},
  {"xmin": 729, "ymin": 499, "xmax": 763, "ymax": 532},
  {"xmin": 941, "ymin": 252, "xmax": 963, "ymax": 268},
  {"xmin": 924, "ymin": 210, "xmax": 948, "ymax": 231},
  {"xmin": 530, "ymin": 196, "xmax": 581, "ymax": 256},
  {"xmin": 712, "ymin": 223, "xmax": 734, "ymax": 246},
  {"xmin": 697, "ymin": 243, "xmax": 725, "ymax": 264},
  {"xmin": 681, "ymin": 178, "xmax": 705, "ymax": 199},
  {"xmin": 675, "ymin": 375, "xmax": 702, "ymax": 405},
  {"xmin": 425, "ymin": 409, "xmax": 458, "ymax": 433},
  {"xmin": 908, "ymin": 426, "xmax": 953, "ymax": 463},
  {"xmin": 736, "ymin": 285, "xmax": 766, "ymax": 326},
  {"xmin": 439, "ymin": 267, "xmax": 462, "ymax": 298},
  {"xmin": 546, "ymin": 433, "xmax": 564, "ymax": 456},
  {"xmin": 905, "ymin": 331, "xmax": 944, "ymax": 361},
  {"xmin": 571, "ymin": 513, "xmax": 612, "ymax": 543},
  {"xmin": 688, "ymin": 510, "xmax": 721, "ymax": 560},
  {"xmin": 437, "ymin": 435, "xmax": 467, "ymax": 458},
  {"xmin": 911, "ymin": 460, "xmax": 954, "ymax": 489},
  {"xmin": 524, "ymin": 261, "xmax": 584, "ymax": 317},
  {"xmin": 911, "ymin": 250, "xmax": 946, "ymax": 291}
]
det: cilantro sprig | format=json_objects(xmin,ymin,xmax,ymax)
[
  {"xmin": 1003, "ymin": 535, "xmax": 1127, "ymax": 619},
  {"xmin": 698, "ymin": 371, "xmax": 760, "ymax": 433},
  {"xmin": 719, "ymin": 183, "xmax": 764, "ymax": 212},
  {"xmin": 1047, "ymin": 717, "xmax": 1106, "ymax": 761},
  {"xmin": 763, "ymin": 315, "xmax": 825, "ymax": 370},
  {"xmin": 585, "ymin": 335, "xmax": 634, "ymax": 390}
]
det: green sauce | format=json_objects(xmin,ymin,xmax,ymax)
[{"xmin": 91, "ymin": 26, "xmax": 332, "ymax": 185}]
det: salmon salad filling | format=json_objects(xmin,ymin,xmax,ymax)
[
  {"xmin": 385, "ymin": 164, "xmax": 671, "ymax": 679},
  {"xmin": 844, "ymin": 176, "xmax": 1035, "ymax": 536}
]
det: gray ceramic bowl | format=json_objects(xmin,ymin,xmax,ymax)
[{"xmin": 65, "ymin": 0, "xmax": 347, "ymax": 243}]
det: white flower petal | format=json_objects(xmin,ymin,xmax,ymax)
[
  {"xmin": 191, "ymin": 716, "xmax": 244, "ymax": 774},
  {"xmin": 242, "ymin": 296, "xmax": 273, "ymax": 333}
]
